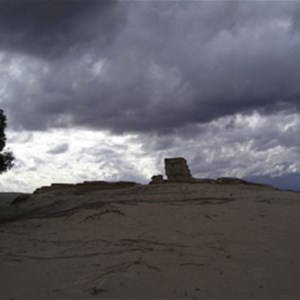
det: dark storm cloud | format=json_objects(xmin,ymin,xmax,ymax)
[
  {"xmin": 0, "ymin": 0, "xmax": 125, "ymax": 57},
  {"xmin": 2, "ymin": 1, "xmax": 300, "ymax": 133}
]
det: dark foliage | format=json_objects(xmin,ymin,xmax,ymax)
[{"xmin": 0, "ymin": 109, "xmax": 14, "ymax": 174}]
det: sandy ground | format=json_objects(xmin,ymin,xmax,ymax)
[
  {"xmin": 0, "ymin": 183, "xmax": 299, "ymax": 300},
  {"xmin": 0, "ymin": 193, "xmax": 24, "ymax": 209}
]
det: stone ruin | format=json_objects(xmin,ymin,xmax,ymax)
[
  {"xmin": 165, "ymin": 157, "xmax": 192, "ymax": 182},
  {"xmin": 150, "ymin": 157, "xmax": 270, "ymax": 187},
  {"xmin": 150, "ymin": 157, "xmax": 193, "ymax": 184},
  {"xmin": 34, "ymin": 181, "xmax": 138, "ymax": 194},
  {"xmin": 150, "ymin": 175, "xmax": 164, "ymax": 184},
  {"xmin": 29, "ymin": 154, "xmax": 275, "ymax": 196},
  {"xmin": 35, "ymin": 157, "xmax": 273, "ymax": 193}
]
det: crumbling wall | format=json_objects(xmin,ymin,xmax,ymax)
[
  {"xmin": 164, "ymin": 157, "xmax": 192, "ymax": 182},
  {"xmin": 149, "ymin": 175, "xmax": 164, "ymax": 184},
  {"xmin": 34, "ymin": 181, "xmax": 138, "ymax": 194}
]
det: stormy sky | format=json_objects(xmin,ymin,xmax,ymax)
[{"xmin": 1, "ymin": 0, "xmax": 300, "ymax": 192}]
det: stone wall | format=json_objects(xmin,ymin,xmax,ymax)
[
  {"xmin": 34, "ymin": 181, "xmax": 138, "ymax": 194},
  {"xmin": 149, "ymin": 157, "xmax": 274, "ymax": 188},
  {"xmin": 149, "ymin": 175, "xmax": 164, "ymax": 184},
  {"xmin": 164, "ymin": 157, "xmax": 192, "ymax": 182}
]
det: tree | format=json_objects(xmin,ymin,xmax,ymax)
[{"xmin": 0, "ymin": 109, "xmax": 14, "ymax": 173}]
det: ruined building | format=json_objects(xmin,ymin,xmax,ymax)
[
  {"xmin": 164, "ymin": 157, "xmax": 192, "ymax": 182},
  {"xmin": 150, "ymin": 157, "xmax": 271, "ymax": 187},
  {"xmin": 150, "ymin": 157, "xmax": 193, "ymax": 183}
]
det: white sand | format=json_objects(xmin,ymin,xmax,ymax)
[{"xmin": 0, "ymin": 183, "xmax": 299, "ymax": 299}]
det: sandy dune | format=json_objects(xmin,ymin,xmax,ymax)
[{"xmin": 0, "ymin": 183, "xmax": 299, "ymax": 299}]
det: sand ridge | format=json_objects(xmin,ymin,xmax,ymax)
[{"xmin": 0, "ymin": 183, "xmax": 299, "ymax": 299}]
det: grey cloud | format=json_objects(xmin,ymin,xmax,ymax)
[
  {"xmin": 11, "ymin": 155, "xmax": 44, "ymax": 172},
  {"xmin": 1, "ymin": 112, "xmax": 300, "ymax": 192},
  {"xmin": 0, "ymin": 0, "xmax": 126, "ymax": 58},
  {"xmin": 47, "ymin": 143, "xmax": 69, "ymax": 154},
  {"xmin": 1, "ymin": 1, "xmax": 300, "ymax": 134},
  {"xmin": 138, "ymin": 112, "xmax": 300, "ymax": 183},
  {"xmin": 7, "ymin": 132, "xmax": 33, "ymax": 144},
  {"xmin": 77, "ymin": 143, "xmax": 148, "ymax": 183}
]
